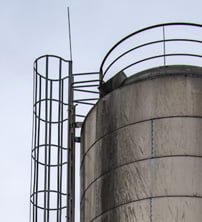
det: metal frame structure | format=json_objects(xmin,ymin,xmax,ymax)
[
  {"xmin": 30, "ymin": 55, "xmax": 99, "ymax": 222},
  {"xmin": 31, "ymin": 55, "xmax": 71, "ymax": 222},
  {"xmin": 30, "ymin": 22, "xmax": 201, "ymax": 222},
  {"xmin": 100, "ymin": 22, "xmax": 202, "ymax": 86}
]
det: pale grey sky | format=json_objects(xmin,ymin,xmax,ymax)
[{"xmin": 0, "ymin": 0, "xmax": 201, "ymax": 222}]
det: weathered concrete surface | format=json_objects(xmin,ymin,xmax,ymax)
[
  {"xmin": 81, "ymin": 121, "xmax": 151, "ymax": 194},
  {"xmin": 81, "ymin": 66, "xmax": 202, "ymax": 222},
  {"xmin": 82, "ymin": 197, "xmax": 202, "ymax": 222},
  {"xmin": 82, "ymin": 200, "xmax": 151, "ymax": 222},
  {"xmin": 152, "ymin": 198, "xmax": 202, "ymax": 222},
  {"xmin": 153, "ymin": 117, "xmax": 202, "ymax": 156},
  {"xmin": 81, "ymin": 157, "xmax": 202, "ymax": 221}
]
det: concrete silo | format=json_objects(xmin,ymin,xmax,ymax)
[{"xmin": 80, "ymin": 23, "xmax": 202, "ymax": 222}]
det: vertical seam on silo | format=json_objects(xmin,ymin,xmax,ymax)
[
  {"xmin": 150, "ymin": 198, "xmax": 153, "ymax": 222},
  {"xmin": 150, "ymin": 119, "xmax": 154, "ymax": 222},
  {"xmin": 151, "ymin": 119, "xmax": 154, "ymax": 157}
]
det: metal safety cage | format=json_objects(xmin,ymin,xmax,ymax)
[
  {"xmin": 30, "ymin": 55, "xmax": 99, "ymax": 222},
  {"xmin": 30, "ymin": 55, "xmax": 75, "ymax": 222},
  {"xmin": 99, "ymin": 22, "xmax": 202, "ymax": 86}
]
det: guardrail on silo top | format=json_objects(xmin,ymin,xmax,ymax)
[{"xmin": 99, "ymin": 22, "xmax": 202, "ymax": 87}]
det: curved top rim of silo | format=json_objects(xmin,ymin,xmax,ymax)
[
  {"xmin": 99, "ymin": 22, "xmax": 202, "ymax": 85},
  {"xmin": 82, "ymin": 64, "xmax": 202, "ymax": 136}
]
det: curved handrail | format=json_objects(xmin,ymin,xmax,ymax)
[
  {"xmin": 99, "ymin": 22, "xmax": 202, "ymax": 84},
  {"xmin": 34, "ymin": 54, "xmax": 71, "ymax": 64},
  {"xmin": 120, "ymin": 53, "xmax": 202, "ymax": 73},
  {"xmin": 34, "ymin": 54, "xmax": 71, "ymax": 81}
]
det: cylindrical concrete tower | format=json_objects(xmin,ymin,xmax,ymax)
[{"xmin": 81, "ymin": 65, "xmax": 202, "ymax": 222}]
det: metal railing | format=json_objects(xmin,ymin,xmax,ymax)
[
  {"xmin": 100, "ymin": 22, "xmax": 202, "ymax": 85},
  {"xmin": 30, "ymin": 55, "xmax": 99, "ymax": 222},
  {"xmin": 31, "ymin": 55, "xmax": 74, "ymax": 222}
]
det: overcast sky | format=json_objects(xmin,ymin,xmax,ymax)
[{"xmin": 0, "ymin": 0, "xmax": 201, "ymax": 222}]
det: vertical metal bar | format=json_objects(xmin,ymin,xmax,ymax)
[
  {"xmin": 163, "ymin": 25, "xmax": 166, "ymax": 66},
  {"xmin": 71, "ymin": 105, "xmax": 76, "ymax": 222},
  {"xmin": 67, "ymin": 7, "xmax": 73, "ymax": 61},
  {"xmin": 47, "ymin": 80, "xmax": 52, "ymax": 222},
  {"xmin": 67, "ymin": 64, "xmax": 71, "ymax": 222},
  {"xmin": 59, "ymin": 59, "xmax": 63, "ymax": 221},
  {"xmin": 36, "ymin": 75, "xmax": 42, "ymax": 222},
  {"xmin": 57, "ymin": 60, "xmax": 62, "ymax": 222},
  {"xmin": 59, "ymin": 67, "xmax": 64, "ymax": 222},
  {"xmin": 30, "ymin": 72, "xmax": 34, "ymax": 222},
  {"xmin": 67, "ymin": 61, "xmax": 75, "ymax": 222},
  {"xmin": 32, "ymin": 64, "xmax": 38, "ymax": 222},
  {"xmin": 44, "ymin": 56, "xmax": 49, "ymax": 222}
]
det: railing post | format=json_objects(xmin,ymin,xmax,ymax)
[{"xmin": 162, "ymin": 25, "xmax": 166, "ymax": 66}]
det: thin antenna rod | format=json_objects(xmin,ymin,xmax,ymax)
[{"xmin": 67, "ymin": 7, "xmax": 73, "ymax": 61}]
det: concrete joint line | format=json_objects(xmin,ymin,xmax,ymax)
[{"xmin": 150, "ymin": 120, "xmax": 154, "ymax": 222}]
